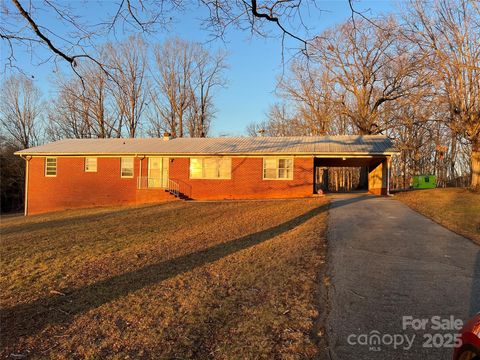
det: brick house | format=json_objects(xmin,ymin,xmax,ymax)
[{"xmin": 15, "ymin": 135, "xmax": 396, "ymax": 215}]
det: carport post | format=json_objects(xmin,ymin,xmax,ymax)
[{"xmin": 387, "ymin": 156, "xmax": 391, "ymax": 195}]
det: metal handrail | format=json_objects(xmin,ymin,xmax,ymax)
[
  {"xmin": 137, "ymin": 176, "xmax": 184, "ymax": 198},
  {"xmin": 167, "ymin": 179, "xmax": 180, "ymax": 197},
  {"xmin": 137, "ymin": 176, "xmax": 166, "ymax": 189},
  {"xmin": 171, "ymin": 178, "xmax": 192, "ymax": 198}
]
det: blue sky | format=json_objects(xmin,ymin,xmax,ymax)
[{"xmin": 1, "ymin": 1, "xmax": 397, "ymax": 136}]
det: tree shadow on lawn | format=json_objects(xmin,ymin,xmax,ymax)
[
  {"xmin": 0, "ymin": 203, "xmax": 174, "ymax": 236},
  {"xmin": 0, "ymin": 196, "xmax": 368, "ymax": 348}
]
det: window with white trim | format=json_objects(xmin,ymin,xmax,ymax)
[
  {"xmin": 190, "ymin": 157, "xmax": 231, "ymax": 179},
  {"xmin": 85, "ymin": 157, "xmax": 97, "ymax": 172},
  {"xmin": 263, "ymin": 157, "xmax": 293, "ymax": 180},
  {"xmin": 45, "ymin": 157, "xmax": 57, "ymax": 177},
  {"xmin": 121, "ymin": 157, "xmax": 134, "ymax": 178}
]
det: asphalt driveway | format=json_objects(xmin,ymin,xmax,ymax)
[{"xmin": 324, "ymin": 193, "xmax": 480, "ymax": 360}]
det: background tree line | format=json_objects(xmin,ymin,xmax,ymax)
[
  {"xmin": 248, "ymin": 0, "xmax": 479, "ymax": 191},
  {"xmin": 0, "ymin": 36, "xmax": 227, "ymax": 212}
]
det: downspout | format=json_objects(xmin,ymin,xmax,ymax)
[
  {"xmin": 137, "ymin": 154, "xmax": 145, "ymax": 189},
  {"xmin": 20, "ymin": 155, "xmax": 31, "ymax": 216},
  {"xmin": 138, "ymin": 154, "xmax": 142, "ymax": 179}
]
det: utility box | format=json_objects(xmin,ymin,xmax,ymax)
[{"xmin": 412, "ymin": 175, "xmax": 436, "ymax": 189}]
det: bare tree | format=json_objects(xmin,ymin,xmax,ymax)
[
  {"xmin": 388, "ymin": 88, "xmax": 443, "ymax": 189},
  {"xmin": 277, "ymin": 61, "xmax": 337, "ymax": 135},
  {"xmin": 309, "ymin": 18, "xmax": 422, "ymax": 188},
  {"xmin": 187, "ymin": 47, "xmax": 227, "ymax": 137},
  {"xmin": 106, "ymin": 36, "xmax": 148, "ymax": 138},
  {"xmin": 2, "ymin": 0, "xmax": 314, "ymax": 78},
  {"xmin": 149, "ymin": 38, "xmax": 195, "ymax": 138},
  {"xmin": 81, "ymin": 58, "xmax": 118, "ymax": 138},
  {"xmin": 246, "ymin": 102, "xmax": 305, "ymax": 137},
  {"xmin": 47, "ymin": 60, "xmax": 119, "ymax": 140},
  {"xmin": 148, "ymin": 38, "xmax": 227, "ymax": 138},
  {"xmin": 311, "ymin": 18, "xmax": 420, "ymax": 136},
  {"xmin": 246, "ymin": 121, "xmax": 268, "ymax": 137},
  {"xmin": 245, "ymin": 5, "xmax": 477, "ymax": 190},
  {"xmin": 403, "ymin": 0, "xmax": 480, "ymax": 189},
  {"xmin": 47, "ymin": 78, "xmax": 91, "ymax": 140},
  {"xmin": 1, "ymin": 0, "xmax": 180, "ymax": 75},
  {"xmin": 0, "ymin": 75, "xmax": 42, "ymax": 148}
]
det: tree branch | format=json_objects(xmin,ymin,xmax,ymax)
[
  {"xmin": 11, "ymin": 0, "xmax": 77, "ymax": 66},
  {"xmin": 250, "ymin": 0, "xmax": 308, "ymax": 54}
]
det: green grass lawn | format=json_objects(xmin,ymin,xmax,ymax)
[
  {"xmin": 0, "ymin": 199, "xmax": 328, "ymax": 359},
  {"xmin": 395, "ymin": 188, "xmax": 480, "ymax": 244}
]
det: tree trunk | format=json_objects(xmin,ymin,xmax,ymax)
[
  {"xmin": 341, "ymin": 168, "xmax": 345, "ymax": 191},
  {"xmin": 334, "ymin": 170, "xmax": 338, "ymax": 191},
  {"xmin": 324, "ymin": 169, "xmax": 329, "ymax": 192},
  {"xmin": 450, "ymin": 135, "xmax": 457, "ymax": 186},
  {"xmin": 471, "ymin": 139, "xmax": 480, "ymax": 190}
]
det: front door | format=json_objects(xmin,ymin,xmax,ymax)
[{"xmin": 148, "ymin": 157, "xmax": 169, "ymax": 188}]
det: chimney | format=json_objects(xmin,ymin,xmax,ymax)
[{"xmin": 163, "ymin": 132, "xmax": 172, "ymax": 141}]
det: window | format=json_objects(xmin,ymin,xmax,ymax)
[
  {"xmin": 121, "ymin": 157, "xmax": 134, "ymax": 178},
  {"xmin": 45, "ymin": 157, "xmax": 57, "ymax": 177},
  {"xmin": 263, "ymin": 157, "xmax": 293, "ymax": 180},
  {"xmin": 85, "ymin": 157, "xmax": 97, "ymax": 172},
  {"xmin": 425, "ymin": 176, "xmax": 429, "ymax": 183},
  {"xmin": 190, "ymin": 157, "xmax": 231, "ymax": 179}
]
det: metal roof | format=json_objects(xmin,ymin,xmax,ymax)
[{"xmin": 15, "ymin": 135, "xmax": 396, "ymax": 156}]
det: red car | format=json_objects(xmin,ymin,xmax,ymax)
[{"xmin": 454, "ymin": 314, "xmax": 480, "ymax": 360}]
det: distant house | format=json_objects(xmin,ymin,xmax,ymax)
[{"xmin": 15, "ymin": 135, "xmax": 396, "ymax": 215}]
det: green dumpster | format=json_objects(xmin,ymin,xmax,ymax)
[{"xmin": 412, "ymin": 174, "xmax": 436, "ymax": 189}]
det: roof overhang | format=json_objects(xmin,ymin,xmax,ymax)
[{"xmin": 15, "ymin": 151, "xmax": 399, "ymax": 157}]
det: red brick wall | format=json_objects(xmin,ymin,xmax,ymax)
[
  {"xmin": 26, "ymin": 157, "xmax": 171, "ymax": 215},
  {"xmin": 25, "ymin": 156, "xmax": 314, "ymax": 215},
  {"xmin": 169, "ymin": 157, "xmax": 314, "ymax": 200}
]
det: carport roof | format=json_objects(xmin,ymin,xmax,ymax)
[{"xmin": 15, "ymin": 135, "xmax": 397, "ymax": 156}]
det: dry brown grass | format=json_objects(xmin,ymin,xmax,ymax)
[
  {"xmin": 395, "ymin": 188, "xmax": 480, "ymax": 244},
  {"xmin": 0, "ymin": 199, "xmax": 328, "ymax": 359}
]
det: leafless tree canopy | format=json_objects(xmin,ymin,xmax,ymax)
[
  {"xmin": 1, "ymin": 0, "xmax": 316, "ymax": 75},
  {"xmin": 47, "ymin": 59, "xmax": 120, "ymax": 140},
  {"xmin": 147, "ymin": 38, "xmax": 227, "ymax": 138},
  {"xmin": 403, "ymin": 0, "xmax": 480, "ymax": 188},
  {"xmin": 251, "ymin": 0, "xmax": 480, "ymax": 189},
  {"xmin": 105, "ymin": 36, "xmax": 148, "ymax": 138},
  {"xmin": 41, "ymin": 36, "xmax": 228, "ymax": 140},
  {"xmin": 0, "ymin": 75, "xmax": 42, "ymax": 148}
]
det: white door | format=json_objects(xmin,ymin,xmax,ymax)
[{"xmin": 148, "ymin": 157, "xmax": 168, "ymax": 188}]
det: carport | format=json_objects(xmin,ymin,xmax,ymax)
[{"xmin": 313, "ymin": 154, "xmax": 392, "ymax": 195}]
